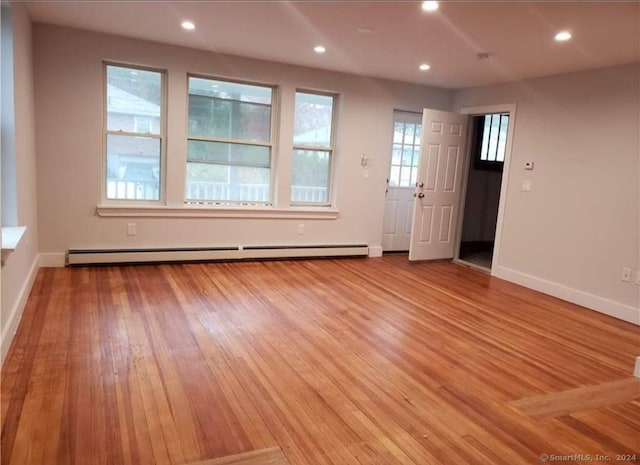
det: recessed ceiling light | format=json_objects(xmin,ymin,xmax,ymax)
[
  {"xmin": 181, "ymin": 21, "xmax": 196, "ymax": 30},
  {"xmin": 421, "ymin": 1, "xmax": 439, "ymax": 12},
  {"xmin": 419, "ymin": 63, "xmax": 431, "ymax": 71},
  {"xmin": 314, "ymin": 45, "xmax": 326, "ymax": 54},
  {"xmin": 555, "ymin": 31, "xmax": 572, "ymax": 42}
]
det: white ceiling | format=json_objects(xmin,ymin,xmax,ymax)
[{"xmin": 22, "ymin": 1, "xmax": 640, "ymax": 89}]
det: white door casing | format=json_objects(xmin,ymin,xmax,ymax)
[{"xmin": 409, "ymin": 109, "xmax": 469, "ymax": 261}]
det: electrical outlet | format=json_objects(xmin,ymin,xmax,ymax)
[
  {"xmin": 635, "ymin": 271, "xmax": 640, "ymax": 286},
  {"xmin": 521, "ymin": 180, "xmax": 532, "ymax": 192},
  {"xmin": 127, "ymin": 223, "xmax": 137, "ymax": 236},
  {"xmin": 297, "ymin": 224, "xmax": 304, "ymax": 235},
  {"xmin": 621, "ymin": 267, "xmax": 632, "ymax": 282}
]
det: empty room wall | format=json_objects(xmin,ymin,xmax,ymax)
[
  {"xmin": 454, "ymin": 63, "xmax": 640, "ymax": 323},
  {"xmin": 33, "ymin": 24, "xmax": 452, "ymax": 260},
  {"xmin": 1, "ymin": 3, "xmax": 39, "ymax": 361}
]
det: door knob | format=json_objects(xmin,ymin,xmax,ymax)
[
  {"xmin": 418, "ymin": 192, "xmax": 425, "ymax": 198},
  {"xmin": 417, "ymin": 182, "xmax": 424, "ymax": 188}
]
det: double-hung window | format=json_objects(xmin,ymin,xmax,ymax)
[
  {"xmin": 291, "ymin": 91, "xmax": 336, "ymax": 205},
  {"xmin": 187, "ymin": 77, "xmax": 274, "ymax": 204},
  {"xmin": 105, "ymin": 64, "xmax": 164, "ymax": 201}
]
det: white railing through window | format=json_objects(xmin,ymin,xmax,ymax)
[
  {"xmin": 107, "ymin": 179, "xmax": 328, "ymax": 204},
  {"xmin": 107, "ymin": 179, "xmax": 159, "ymax": 200}
]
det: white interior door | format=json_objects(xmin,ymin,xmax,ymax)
[
  {"xmin": 382, "ymin": 111, "xmax": 422, "ymax": 251},
  {"xmin": 409, "ymin": 109, "xmax": 468, "ymax": 261}
]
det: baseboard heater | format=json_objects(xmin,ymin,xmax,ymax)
[{"xmin": 67, "ymin": 244, "xmax": 369, "ymax": 265}]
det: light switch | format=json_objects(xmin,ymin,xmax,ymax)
[
  {"xmin": 524, "ymin": 161, "xmax": 535, "ymax": 170},
  {"xmin": 521, "ymin": 180, "xmax": 532, "ymax": 192}
]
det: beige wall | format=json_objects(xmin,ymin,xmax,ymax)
[
  {"xmin": 454, "ymin": 63, "xmax": 640, "ymax": 317},
  {"xmin": 33, "ymin": 24, "xmax": 451, "ymax": 256},
  {"xmin": 1, "ymin": 3, "xmax": 39, "ymax": 359}
]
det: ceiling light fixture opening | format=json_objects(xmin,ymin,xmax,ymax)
[
  {"xmin": 421, "ymin": 1, "xmax": 439, "ymax": 12},
  {"xmin": 419, "ymin": 63, "xmax": 431, "ymax": 71},
  {"xmin": 314, "ymin": 45, "xmax": 326, "ymax": 54},
  {"xmin": 555, "ymin": 31, "xmax": 572, "ymax": 42},
  {"xmin": 181, "ymin": 21, "xmax": 196, "ymax": 30}
]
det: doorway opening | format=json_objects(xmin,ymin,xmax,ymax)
[{"xmin": 457, "ymin": 113, "xmax": 509, "ymax": 270}]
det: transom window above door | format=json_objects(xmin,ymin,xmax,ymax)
[{"xmin": 389, "ymin": 111, "xmax": 422, "ymax": 187}]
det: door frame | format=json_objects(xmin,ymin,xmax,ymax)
[{"xmin": 453, "ymin": 103, "xmax": 517, "ymax": 275}]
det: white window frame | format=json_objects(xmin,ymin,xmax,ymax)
[
  {"xmin": 185, "ymin": 73, "xmax": 277, "ymax": 206},
  {"xmin": 291, "ymin": 89, "xmax": 338, "ymax": 207},
  {"xmin": 102, "ymin": 61, "xmax": 167, "ymax": 204}
]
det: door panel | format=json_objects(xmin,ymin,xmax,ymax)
[
  {"xmin": 382, "ymin": 187, "xmax": 414, "ymax": 251},
  {"xmin": 409, "ymin": 109, "xmax": 468, "ymax": 261}
]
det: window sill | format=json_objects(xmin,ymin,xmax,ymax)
[
  {"xmin": 2, "ymin": 226, "xmax": 27, "ymax": 267},
  {"xmin": 96, "ymin": 205, "xmax": 340, "ymax": 220}
]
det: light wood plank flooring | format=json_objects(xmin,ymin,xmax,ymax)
[{"xmin": 2, "ymin": 256, "xmax": 639, "ymax": 464}]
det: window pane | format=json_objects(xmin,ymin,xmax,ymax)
[
  {"xmin": 186, "ymin": 162, "xmax": 270, "ymax": 202},
  {"xmin": 187, "ymin": 140, "xmax": 270, "ymax": 168},
  {"xmin": 480, "ymin": 115, "xmax": 491, "ymax": 161},
  {"xmin": 496, "ymin": 114, "xmax": 509, "ymax": 162},
  {"xmin": 293, "ymin": 92, "xmax": 334, "ymax": 147},
  {"xmin": 487, "ymin": 115, "xmax": 501, "ymax": 161},
  {"xmin": 106, "ymin": 134, "xmax": 160, "ymax": 200},
  {"xmin": 411, "ymin": 150, "xmax": 419, "ymax": 167},
  {"xmin": 188, "ymin": 95, "xmax": 271, "ymax": 142},
  {"xmin": 393, "ymin": 122, "xmax": 404, "ymax": 143},
  {"xmin": 410, "ymin": 169, "xmax": 418, "ymax": 187},
  {"xmin": 403, "ymin": 124, "xmax": 415, "ymax": 144},
  {"xmin": 401, "ymin": 146, "xmax": 413, "ymax": 167},
  {"xmin": 107, "ymin": 65, "xmax": 161, "ymax": 134},
  {"xmin": 291, "ymin": 149, "xmax": 330, "ymax": 203},
  {"xmin": 400, "ymin": 166, "xmax": 412, "ymax": 186},
  {"xmin": 392, "ymin": 144, "xmax": 402, "ymax": 165},
  {"xmin": 414, "ymin": 125, "xmax": 422, "ymax": 145},
  {"xmin": 389, "ymin": 166, "xmax": 400, "ymax": 187},
  {"xmin": 188, "ymin": 77, "xmax": 272, "ymax": 105}
]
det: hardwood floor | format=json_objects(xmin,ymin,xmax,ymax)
[{"xmin": 2, "ymin": 256, "xmax": 639, "ymax": 465}]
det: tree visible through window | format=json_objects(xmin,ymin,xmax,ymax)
[{"xmin": 186, "ymin": 77, "xmax": 274, "ymax": 204}]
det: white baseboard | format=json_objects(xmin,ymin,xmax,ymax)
[
  {"xmin": 494, "ymin": 265, "xmax": 640, "ymax": 325},
  {"xmin": 39, "ymin": 252, "xmax": 65, "ymax": 267},
  {"xmin": 1, "ymin": 254, "xmax": 40, "ymax": 364},
  {"xmin": 634, "ymin": 357, "xmax": 640, "ymax": 378},
  {"xmin": 368, "ymin": 246, "xmax": 383, "ymax": 258}
]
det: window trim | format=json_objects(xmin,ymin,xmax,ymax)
[
  {"xmin": 290, "ymin": 89, "xmax": 338, "ymax": 207},
  {"xmin": 102, "ymin": 61, "xmax": 168, "ymax": 204},
  {"xmin": 185, "ymin": 73, "xmax": 278, "ymax": 206}
]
